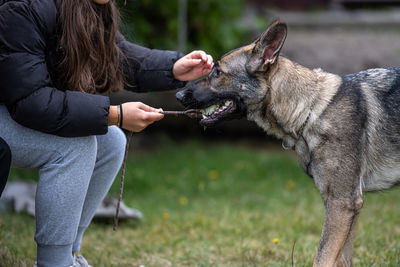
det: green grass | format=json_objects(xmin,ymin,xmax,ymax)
[{"xmin": 1, "ymin": 139, "xmax": 400, "ymax": 266}]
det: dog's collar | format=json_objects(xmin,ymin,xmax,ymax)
[
  {"xmin": 297, "ymin": 111, "xmax": 311, "ymax": 138},
  {"xmin": 297, "ymin": 97, "xmax": 316, "ymax": 140},
  {"xmin": 283, "ymin": 112, "xmax": 311, "ymax": 151}
]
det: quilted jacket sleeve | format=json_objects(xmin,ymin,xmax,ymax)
[
  {"xmin": 0, "ymin": 0, "xmax": 110, "ymax": 137},
  {"xmin": 117, "ymin": 34, "xmax": 187, "ymax": 92}
]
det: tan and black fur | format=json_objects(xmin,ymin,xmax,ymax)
[{"xmin": 177, "ymin": 18, "xmax": 400, "ymax": 266}]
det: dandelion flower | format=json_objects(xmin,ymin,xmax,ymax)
[
  {"xmin": 285, "ymin": 180, "xmax": 295, "ymax": 190},
  {"xmin": 273, "ymin": 238, "xmax": 279, "ymax": 243},
  {"xmin": 179, "ymin": 196, "xmax": 189, "ymax": 206},
  {"xmin": 208, "ymin": 170, "xmax": 219, "ymax": 180},
  {"xmin": 162, "ymin": 212, "xmax": 169, "ymax": 220}
]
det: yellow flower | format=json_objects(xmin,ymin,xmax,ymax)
[
  {"xmin": 285, "ymin": 180, "xmax": 295, "ymax": 190},
  {"xmin": 162, "ymin": 212, "xmax": 169, "ymax": 220},
  {"xmin": 179, "ymin": 197, "xmax": 189, "ymax": 206},
  {"xmin": 208, "ymin": 170, "xmax": 219, "ymax": 180},
  {"xmin": 273, "ymin": 238, "xmax": 279, "ymax": 244}
]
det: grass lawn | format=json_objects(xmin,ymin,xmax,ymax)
[{"xmin": 1, "ymin": 139, "xmax": 400, "ymax": 266}]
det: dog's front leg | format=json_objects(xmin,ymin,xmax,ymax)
[
  {"xmin": 334, "ymin": 214, "xmax": 359, "ymax": 267},
  {"xmin": 313, "ymin": 193, "xmax": 363, "ymax": 267},
  {"xmin": 313, "ymin": 198, "xmax": 356, "ymax": 267}
]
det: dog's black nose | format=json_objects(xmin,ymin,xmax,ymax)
[{"xmin": 176, "ymin": 88, "xmax": 187, "ymax": 103}]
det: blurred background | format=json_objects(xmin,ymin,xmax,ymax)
[{"xmin": 114, "ymin": 0, "xmax": 400, "ymax": 144}]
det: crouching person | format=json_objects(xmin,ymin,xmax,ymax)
[{"xmin": 0, "ymin": 0, "xmax": 212, "ymax": 266}]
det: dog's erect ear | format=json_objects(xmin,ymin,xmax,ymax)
[{"xmin": 247, "ymin": 18, "xmax": 287, "ymax": 73}]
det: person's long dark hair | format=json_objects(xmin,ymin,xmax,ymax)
[{"xmin": 57, "ymin": 0, "xmax": 124, "ymax": 94}]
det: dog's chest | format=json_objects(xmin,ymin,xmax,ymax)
[{"xmin": 363, "ymin": 166, "xmax": 400, "ymax": 191}]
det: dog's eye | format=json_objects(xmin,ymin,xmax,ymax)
[{"xmin": 212, "ymin": 68, "xmax": 221, "ymax": 78}]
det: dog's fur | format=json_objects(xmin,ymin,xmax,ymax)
[{"xmin": 176, "ymin": 18, "xmax": 400, "ymax": 266}]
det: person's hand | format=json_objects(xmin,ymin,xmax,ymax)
[
  {"xmin": 108, "ymin": 102, "xmax": 164, "ymax": 132},
  {"xmin": 173, "ymin": 50, "xmax": 213, "ymax": 81}
]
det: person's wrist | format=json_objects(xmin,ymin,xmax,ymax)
[
  {"xmin": 172, "ymin": 63, "xmax": 179, "ymax": 80},
  {"xmin": 108, "ymin": 105, "xmax": 119, "ymax": 126}
]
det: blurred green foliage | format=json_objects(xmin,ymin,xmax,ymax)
[{"xmin": 117, "ymin": 0, "xmax": 249, "ymax": 58}]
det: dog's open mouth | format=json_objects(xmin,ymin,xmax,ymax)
[{"xmin": 200, "ymin": 99, "xmax": 236, "ymax": 126}]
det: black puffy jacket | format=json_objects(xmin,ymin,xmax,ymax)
[{"xmin": 0, "ymin": 0, "xmax": 186, "ymax": 137}]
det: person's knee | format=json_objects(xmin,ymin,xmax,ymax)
[
  {"xmin": 52, "ymin": 136, "xmax": 98, "ymax": 167},
  {"xmin": 105, "ymin": 126, "xmax": 127, "ymax": 161}
]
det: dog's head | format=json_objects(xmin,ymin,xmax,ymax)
[{"xmin": 176, "ymin": 18, "xmax": 287, "ymax": 126}]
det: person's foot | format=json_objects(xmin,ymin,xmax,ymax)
[
  {"xmin": 73, "ymin": 253, "xmax": 93, "ymax": 267},
  {"xmin": 33, "ymin": 253, "xmax": 93, "ymax": 267}
]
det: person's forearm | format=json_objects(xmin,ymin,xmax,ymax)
[{"xmin": 117, "ymin": 38, "xmax": 186, "ymax": 92}]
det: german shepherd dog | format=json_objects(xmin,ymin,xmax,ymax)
[{"xmin": 176, "ymin": 18, "xmax": 400, "ymax": 266}]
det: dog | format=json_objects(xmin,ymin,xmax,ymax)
[{"xmin": 176, "ymin": 18, "xmax": 400, "ymax": 266}]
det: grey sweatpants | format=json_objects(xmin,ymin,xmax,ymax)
[{"xmin": 0, "ymin": 105, "xmax": 126, "ymax": 267}]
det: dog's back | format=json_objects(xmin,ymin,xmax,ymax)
[{"xmin": 320, "ymin": 67, "xmax": 400, "ymax": 191}]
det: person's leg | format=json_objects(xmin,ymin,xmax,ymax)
[
  {"xmin": 0, "ymin": 105, "xmax": 97, "ymax": 267},
  {"xmin": 72, "ymin": 126, "xmax": 126, "ymax": 253},
  {"xmin": 0, "ymin": 136, "xmax": 11, "ymax": 197}
]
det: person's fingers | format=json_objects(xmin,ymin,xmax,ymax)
[
  {"xmin": 188, "ymin": 50, "xmax": 207, "ymax": 62},
  {"xmin": 143, "ymin": 111, "xmax": 164, "ymax": 122},
  {"xmin": 200, "ymin": 51, "xmax": 208, "ymax": 62},
  {"xmin": 202, "ymin": 66, "xmax": 212, "ymax": 75},
  {"xmin": 137, "ymin": 102, "xmax": 158, "ymax": 112},
  {"xmin": 182, "ymin": 58, "xmax": 202, "ymax": 68},
  {"xmin": 206, "ymin": 54, "xmax": 213, "ymax": 66},
  {"xmin": 135, "ymin": 103, "xmax": 164, "ymax": 121}
]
